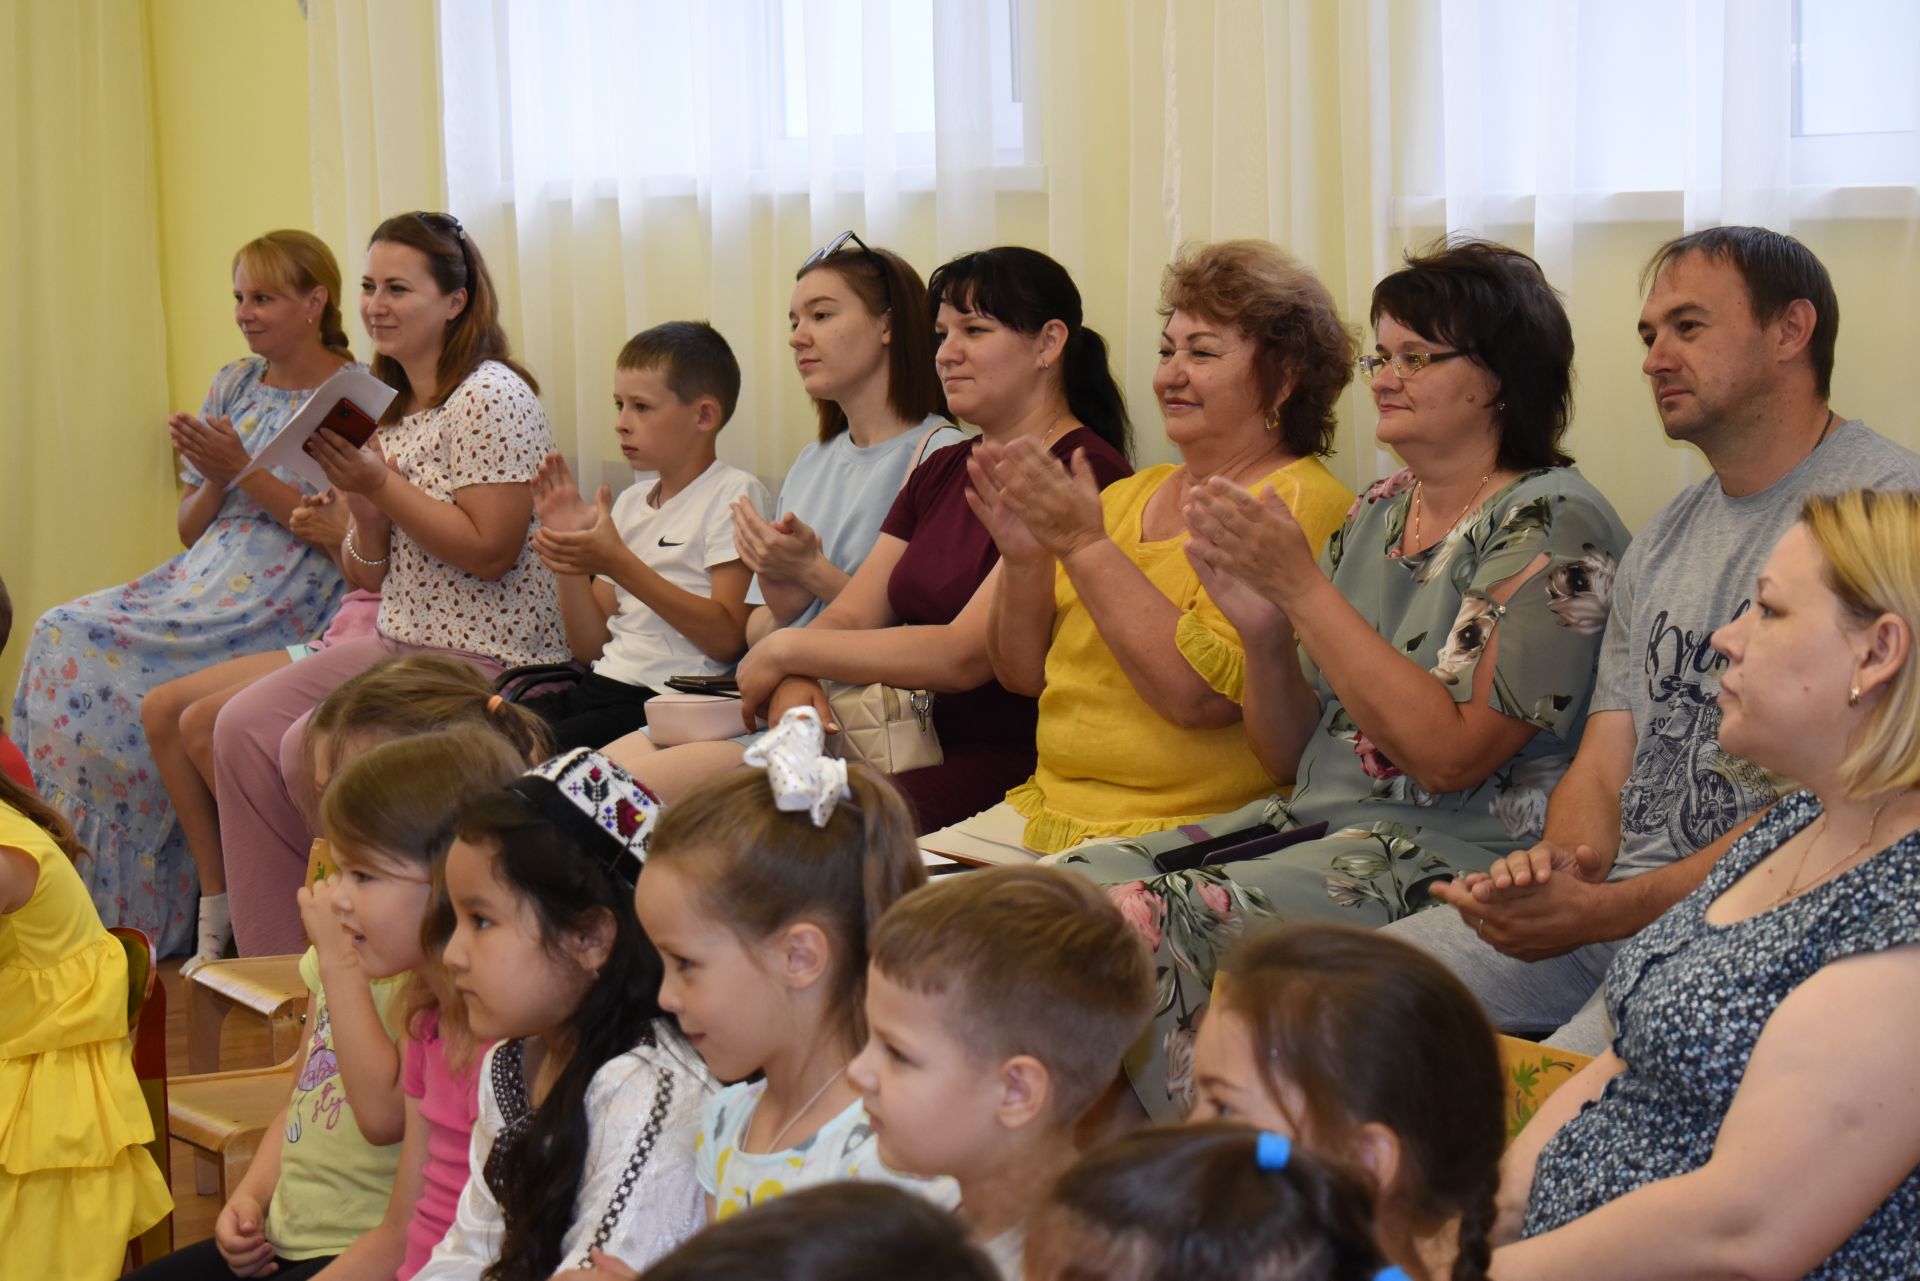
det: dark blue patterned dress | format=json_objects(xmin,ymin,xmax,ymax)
[{"xmin": 1523, "ymin": 790, "xmax": 1920, "ymax": 1278}]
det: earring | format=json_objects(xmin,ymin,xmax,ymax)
[
  {"xmin": 1849, "ymin": 684, "xmax": 1862, "ymax": 706},
  {"xmin": 1041, "ymin": 359, "xmax": 1051, "ymax": 370},
  {"xmin": 1265, "ymin": 409, "xmax": 1281, "ymax": 433}
]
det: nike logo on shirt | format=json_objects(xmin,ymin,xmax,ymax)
[{"xmin": 657, "ymin": 537, "xmax": 686, "ymax": 547}]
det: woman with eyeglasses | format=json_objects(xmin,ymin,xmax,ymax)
[
  {"xmin": 1055, "ymin": 240, "xmax": 1628, "ymax": 1119},
  {"xmin": 208, "ymin": 212, "xmax": 568, "ymax": 955},
  {"xmin": 916, "ymin": 240, "xmax": 1357, "ymax": 864},
  {"xmin": 8, "ymin": 229, "xmax": 356, "ymax": 957},
  {"xmin": 730, "ymin": 246, "xmax": 1134, "ymax": 833}
]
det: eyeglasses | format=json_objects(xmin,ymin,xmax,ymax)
[
  {"xmin": 800, "ymin": 229, "xmax": 891, "ymax": 309},
  {"xmin": 1355, "ymin": 350, "xmax": 1471, "ymax": 381}
]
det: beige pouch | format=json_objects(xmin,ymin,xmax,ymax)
[{"xmin": 821, "ymin": 681, "xmax": 942, "ymax": 773}]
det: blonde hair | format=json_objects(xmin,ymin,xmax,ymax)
[
  {"xmin": 869, "ymin": 867, "xmax": 1153, "ymax": 1123},
  {"xmin": 647, "ymin": 766, "xmax": 927, "ymax": 1048},
  {"xmin": 232, "ymin": 230, "xmax": 354, "ymax": 359},
  {"xmin": 302, "ymin": 656, "xmax": 551, "ymax": 808},
  {"xmin": 1800, "ymin": 488, "xmax": 1920, "ymax": 797},
  {"xmin": 321, "ymin": 727, "xmax": 528, "ymax": 1070}
]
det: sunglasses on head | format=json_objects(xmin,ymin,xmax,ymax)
[{"xmin": 800, "ymin": 229, "xmax": 892, "ymax": 309}]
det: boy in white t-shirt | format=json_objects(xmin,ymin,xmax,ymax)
[{"xmin": 529, "ymin": 321, "xmax": 772, "ymax": 750}]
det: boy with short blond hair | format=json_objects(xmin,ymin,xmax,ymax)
[
  {"xmin": 850, "ymin": 866, "xmax": 1154, "ymax": 1279},
  {"xmin": 529, "ymin": 321, "xmax": 771, "ymax": 749}
]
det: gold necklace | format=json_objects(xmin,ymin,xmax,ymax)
[
  {"xmin": 1764, "ymin": 795, "xmax": 1896, "ymax": 911},
  {"xmin": 1035, "ymin": 408, "xmax": 1070, "ymax": 452},
  {"xmin": 1409, "ymin": 470, "xmax": 1495, "ymax": 551}
]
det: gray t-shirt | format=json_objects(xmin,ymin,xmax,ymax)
[{"xmin": 1597, "ymin": 420, "xmax": 1920, "ymax": 875}]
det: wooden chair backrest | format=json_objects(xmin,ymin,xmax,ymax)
[{"xmin": 107, "ymin": 926, "xmax": 174, "ymax": 1264}]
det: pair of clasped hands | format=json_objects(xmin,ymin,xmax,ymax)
[
  {"xmin": 168, "ymin": 411, "xmax": 382, "ymax": 555},
  {"xmin": 962, "ymin": 435, "xmax": 1324, "ymax": 642}
]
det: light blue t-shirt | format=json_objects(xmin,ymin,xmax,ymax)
[{"xmin": 756, "ymin": 415, "xmax": 966, "ymax": 626}]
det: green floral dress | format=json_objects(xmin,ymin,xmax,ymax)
[{"xmin": 1055, "ymin": 467, "xmax": 1629, "ymax": 1117}]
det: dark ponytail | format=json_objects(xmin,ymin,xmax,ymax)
[
  {"xmin": 1220, "ymin": 923, "xmax": 1507, "ymax": 1281},
  {"xmin": 1058, "ymin": 325, "xmax": 1129, "ymax": 457},
  {"xmin": 437, "ymin": 791, "xmax": 668, "ymax": 1281},
  {"xmin": 648, "ymin": 763, "xmax": 926, "ymax": 1048},
  {"xmin": 1452, "ymin": 1189, "xmax": 1497, "ymax": 1281},
  {"xmin": 927, "ymin": 246, "xmax": 1131, "ymax": 460},
  {"xmin": 1026, "ymin": 1122, "xmax": 1389, "ymax": 1281}
]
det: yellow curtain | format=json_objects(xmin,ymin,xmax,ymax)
[{"xmin": 0, "ymin": 0, "xmax": 174, "ymax": 710}]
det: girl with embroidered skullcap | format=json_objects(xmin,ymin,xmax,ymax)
[
  {"xmin": 413, "ymin": 749, "xmax": 715, "ymax": 1280},
  {"xmin": 632, "ymin": 708, "xmax": 952, "ymax": 1222}
]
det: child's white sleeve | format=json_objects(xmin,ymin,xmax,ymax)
[{"xmin": 554, "ymin": 1049, "xmax": 710, "ymax": 1273}]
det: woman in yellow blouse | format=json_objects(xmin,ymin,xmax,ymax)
[
  {"xmin": 0, "ymin": 771, "xmax": 172, "ymax": 1280},
  {"xmin": 928, "ymin": 241, "xmax": 1355, "ymax": 861}
]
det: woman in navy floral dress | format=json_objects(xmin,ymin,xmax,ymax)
[
  {"xmin": 9, "ymin": 231, "xmax": 353, "ymax": 954},
  {"xmin": 1497, "ymin": 490, "xmax": 1920, "ymax": 1280}
]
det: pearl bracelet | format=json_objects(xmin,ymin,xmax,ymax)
[{"xmin": 343, "ymin": 525, "xmax": 389, "ymax": 568}]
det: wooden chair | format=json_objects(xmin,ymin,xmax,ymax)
[
  {"xmin": 166, "ymin": 1052, "xmax": 300, "ymax": 1202},
  {"xmin": 175, "ymin": 840, "xmax": 331, "ymax": 1194},
  {"xmin": 184, "ymin": 840, "xmax": 335, "ymax": 1075},
  {"xmin": 108, "ymin": 926, "xmax": 174, "ymax": 1268},
  {"xmin": 1497, "ymin": 1033, "xmax": 1594, "ymax": 1141}
]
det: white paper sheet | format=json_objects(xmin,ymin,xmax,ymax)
[{"xmin": 230, "ymin": 366, "xmax": 399, "ymax": 491}]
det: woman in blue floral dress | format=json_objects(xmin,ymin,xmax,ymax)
[
  {"xmin": 1057, "ymin": 242, "xmax": 1629, "ymax": 1116},
  {"xmin": 9, "ymin": 230, "xmax": 354, "ymax": 954}
]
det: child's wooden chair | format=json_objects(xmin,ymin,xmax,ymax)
[
  {"xmin": 108, "ymin": 926, "xmax": 174, "ymax": 1268},
  {"xmin": 1496, "ymin": 1034, "xmax": 1594, "ymax": 1141},
  {"xmin": 173, "ymin": 840, "xmax": 332, "ymax": 1195},
  {"xmin": 167, "ymin": 1051, "xmax": 301, "ymax": 1201},
  {"xmin": 184, "ymin": 840, "xmax": 335, "ymax": 1075}
]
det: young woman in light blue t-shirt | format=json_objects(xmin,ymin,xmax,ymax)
[{"xmin": 735, "ymin": 235, "xmax": 964, "ymax": 638}]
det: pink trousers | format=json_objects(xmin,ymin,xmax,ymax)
[{"xmin": 212, "ymin": 634, "xmax": 502, "ymax": 955}]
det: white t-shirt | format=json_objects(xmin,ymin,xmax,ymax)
[
  {"xmin": 592, "ymin": 458, "xmax": 773, "ymax": 691},
  {"xmin": 694, "ymin": 1081, "xmax": 958, "ymax": 1221}
]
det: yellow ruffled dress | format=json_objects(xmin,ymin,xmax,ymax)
[{"xmin": 0, "ymin": 805, "xmax": 173, "ymax": 1280}]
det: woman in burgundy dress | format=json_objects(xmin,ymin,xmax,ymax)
[{"xmin": 735, "ymin": 246, "xmax": 1133, "ymax": 832}]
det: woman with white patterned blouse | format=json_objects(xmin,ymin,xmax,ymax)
[{"xmin": 211, "ymin": 213, "xmax": 568, "ymax": 955}]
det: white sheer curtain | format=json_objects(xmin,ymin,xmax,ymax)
[
  {"xmin": 306, "ymin": 0, "xmax": 447, "ymax": 291},
  {"xmin": 436, "ymin": 0, "xmax": 1015, "ymax": 495},
  {"xmin": 310, "ymin": 0, "xmax": 1920, "ymax": 527},
  {"xmin": 1359, "ymin": 0, "xmax": 1920, "ymax": 520}
]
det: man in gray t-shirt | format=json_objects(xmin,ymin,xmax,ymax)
[{"xmin": 1385, "ymin": 227, "xmax": 1920, "ymax": 1051}]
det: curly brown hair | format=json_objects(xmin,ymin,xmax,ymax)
[{"xmin": 1160, "ymin": 240, "xmax": 1356, "ymax": 458}]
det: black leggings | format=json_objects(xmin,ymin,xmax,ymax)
[{"xmin": 125, "ymin": 1238, "xmax": 337, "ymax": 1281}]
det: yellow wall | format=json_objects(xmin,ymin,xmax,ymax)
[{"xmin": 150, "ymin": 0, "xmax": 318, "ymax": 413}]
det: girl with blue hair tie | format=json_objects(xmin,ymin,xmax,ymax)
[{"xmin": 1023, "ymin": 1123, "xmax": 1406, "ymax": 1281}]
